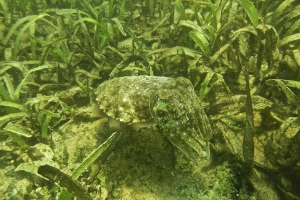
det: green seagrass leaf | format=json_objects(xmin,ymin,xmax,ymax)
[
  {"xmin": 279, "ymin": 33, "xmax": 300, "ymax": 47},
  {"xmin": 237, "ymin": 0, "xmax": 259, "ymax": 27},
  {"xmin": 189, "ymin": 31, "xmax": 211, "ymax": 57},
  {"xmin": 71, "ymin": 132, "xmax": 118, "ymax": 180}
]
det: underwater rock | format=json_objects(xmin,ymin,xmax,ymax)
[{"xmin": 95, "ymin": 76, "xmax": 212, "ymax": 165}]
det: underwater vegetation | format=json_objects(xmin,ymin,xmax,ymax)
[{"xmin": 1, "ymin": 0, "xmax": 300, "ymax": 199}]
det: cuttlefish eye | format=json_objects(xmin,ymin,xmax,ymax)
[{"xmin": 151, "ymin": 90, "xmax": 175, "ymax": 122}]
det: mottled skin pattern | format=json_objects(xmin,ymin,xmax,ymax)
[{"xmin": 95, "ymin": 76, "xmax": 212, "ymax": 165}]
